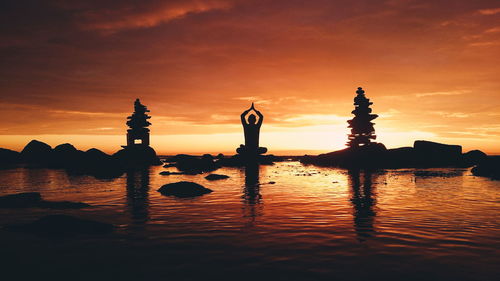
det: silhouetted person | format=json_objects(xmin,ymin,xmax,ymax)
[
  {"xmin": 237, "ymin": 103, "xmax": 267, "ymax": 156},
  {"xmin": 348, "ymin": 169, "xmax": 377, "ymax": 241}
]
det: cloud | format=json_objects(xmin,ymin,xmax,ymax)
[
  {"xmin": 77, "ymin": 0, "xmax": 233, "ymax": 32},
  {"xmin": 477, "ymin": 8, "xmax": 500, "ymax": 15},
  {"xmin": 415, "ymin": 90, "xmax": 471, "ymax": 97}
]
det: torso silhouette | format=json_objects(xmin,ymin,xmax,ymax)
[{"xmin": 241, "ymin": 110, "xmax": 263, "ymax": 151}]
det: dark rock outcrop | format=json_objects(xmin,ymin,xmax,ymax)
[
  {"xmin": 472, "ymin": 156, "xmax": 500, "ymax": 180},
  {"xmin": 50, "ymin": 143, "xmax": 85, "ymax": 168},
  {"xmin": 460, "ymin": 150, "xmax": 488, "ymax": 167},
  {"xmin": 0, "ymin": 192, "xmax": 90, "ymax": 209},
  {"xmin": 205, "ymin": 174, "xmax": 230, "ymax": 181},
  {"xmin": 20, "ymin": 140, "xmax": 52, "ymax": 164},
  {"xmin": 413, "ymin": 140, "xmax": 462, "ymax": 167},
  {"xmin": 0, "ymin": 148, "xmax": 21, "ymax": 166},
  {"xmin": 113, "ymin": 146, "xmax": 162, "ymax": 168},
  {"xmin": 72, "ymin": 148, "xmax": 124, "ymax": 179},
  {"xmin": 158, "ymin": 181, "xmax": 213, "ymax": 198},
  {"xmin": 301, "ymin": 142, "xmax": 387, "ymax": 168},
  {"xmin": 5, "ymin": 214, "xmax": 113, "ymax": 236},
  {"xmin": 168, "ymin": 154, "xmax": 220, "ymax": 174},
  {"xmin": 301, "ymin": 140, "xmax": 480, "ymax": 169}
]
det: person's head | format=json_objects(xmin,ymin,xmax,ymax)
[{"xmin": 248, "ymin": 114, "xmax": 257, "ymax": 124}]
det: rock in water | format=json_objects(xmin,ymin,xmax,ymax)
[
  {"xmin": 113, "ymin": 146, "xmax": 162, "ymax": 168},
  {"xmin": 158, "ymin": 181, "xmax": 213, "ymax": 198},
  {"xmin": 205, "ymin": 174, "xmax": 230, "ymax": 181},
  {"xmin": 20, "ymin": 140, "xmax": 53, "ymax": 164},
  {"xmin": 0, "ymin": 192, "xmax": 42, "ymax": 208},
  {"xmin": 472, "ymin": 157, "xmax": 500, "ymax": 180},
  {"xmin": 5, "ymin": 214, "xmax": 113, "ymax": 236},
  {"xmin": 0, "ymin": 192, "xmax": 90, "ymax": 209}
]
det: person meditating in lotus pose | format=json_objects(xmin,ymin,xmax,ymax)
[{"xmin": 237, "ymin": 103, "xmax": 267, "ymax": 156}]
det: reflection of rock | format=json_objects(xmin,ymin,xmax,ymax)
[
  {"xmin": 472, "ymin": 157, "xmax": 500, "ymax": 180},
  {"xmin": 5, "ymin": 215, "xmax": 113, "ymax": 236},
  {"xmin": 159, "ymin": 171, "xmax": 185, "ymax": 175},
  {"xmin": 0, "ymin": 192, "xmax": 90, "ymax": 209},
  {"xmin": 205, "ymin": 174, "xmax": 229, "ymax": 181},
  {"xmin": 20, "ymin": 140, "xmax": 52, "ymax": 164},
  {"xmin": 158, "ymin": 181, "xmax": 213, "ymax": 198},
  {"xmin": 219, "ymin": 154, "xmax": 277, "ymax": 167},
  {"xmin": 414, "ymin": 170, "xmax": 464, "ymax": 178},
  {"xmin": 348, "ymin": 170, "xmax": 377, "ymax": 241}
]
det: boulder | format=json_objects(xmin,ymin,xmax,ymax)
[
  {"xmin": 5, "ymin": 214, "xmax": 113, "ymax": 236},
  {"xmin": 205, "ymin": 174, "xmax": 230, "ymax": 181},
  {"xmin": 471, "ymin": 156, "xmax": 500, "ymax": 180},
  {"xmin": 171, "ymin": 154, "xmax": 220, "ymax": 174},
  {"xmin": 20, "ymin": 140, "xmax": 52, "ymax": 164},
  {"xmin": 50, "ymin": 143, "xmax": 84, "ymax": 168},
  {"xmin": 460, "ymin": 150, "xmax": 488, "ymax": 167},
  {"xmin": 113, "ymin": 146, "xmax": 162, "ymax": 168},
  {"xmin": 413, "ymin": 140, "xmax": 462, "ymax": 167},
  {"xmin": 158, "ymin": 181, "xmax": 213, "ymax": 198},
  {"xmin": 0, "ymin": 148, "xmax": 21, "ymax": 166},
  {"xmin": 385, "ymin": 147, "xmax": 415, "ymax": 168}
]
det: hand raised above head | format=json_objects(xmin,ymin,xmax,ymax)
[{"xmin": 251, "ymin": 102, "xmax": 255, "ymax": 110}]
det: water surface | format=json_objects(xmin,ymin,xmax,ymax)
[{"xmin": 0, "ymin": 162, "xmax": 498, "ymax": 280}]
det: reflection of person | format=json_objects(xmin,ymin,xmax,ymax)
[{"xmin": 237, "ymin": 103, "xmax": 267, "ymax": 155}]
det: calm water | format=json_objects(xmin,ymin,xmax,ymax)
[{"xmin": 0, "ymin": 161, "xmax": 499, "ymax": 280}]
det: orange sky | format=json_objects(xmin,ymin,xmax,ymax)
[{"xmin": 1, "ymin": 0, "xmax": 499, "ymax": 155}]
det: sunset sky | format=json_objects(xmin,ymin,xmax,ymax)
[{"xmin": 1, "ymin": 0, "xmax": 499, "ymax": 155}]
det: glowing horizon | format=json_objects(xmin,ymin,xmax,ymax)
[{"xmin": 1, "ymin": 1, "xmax": 499, "ymax": 155}]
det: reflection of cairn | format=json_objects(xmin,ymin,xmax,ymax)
[
  {"xmin": 126, "ymin": 99, "xmax": 151, "ymax": 147},
  {"xmin": 347, "ymin": 87, "xmax": 378, "ymax": 148}
]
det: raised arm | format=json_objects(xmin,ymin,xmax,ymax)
[
  {"xmin": 241, "ymin": 108, "xmax": 251, "ymax": 125},
  {"xmin": 255, "ymin": 109, "xmax": 264, "ymax": 126}
]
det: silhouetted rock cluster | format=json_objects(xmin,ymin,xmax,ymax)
[
  {"xmin": 0, "ymin": 192, "xmax": 90, "ymax": 209},
  {"xmin": 0, "ymin": 139, "xmax": 161, "ymax": 179},
  {"xmin": 347, "ymin": 87, "xmax": 378, "ymax": 147},
  {"xmin": 301, "ymin": 140, "xmax": 487, "ymax": 169},
  {"xmin": 157, "ymin": 181, "xmax": 213, "ymax": 198}
]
